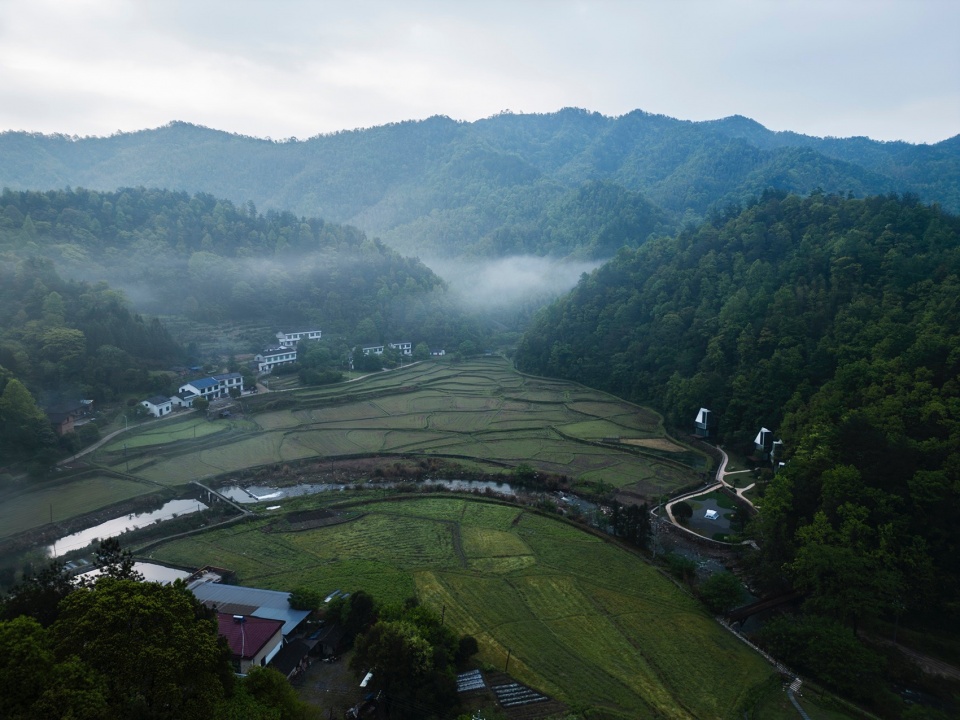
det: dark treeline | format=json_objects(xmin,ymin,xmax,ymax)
[
  {"xmin": 516, "ymin": 192, "xmax": 960, "ymax": 700},
  {"xmin": 1, "ymin": 110, "xmax": 956, "ymax": 258}
]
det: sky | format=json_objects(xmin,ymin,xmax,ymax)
[{"xmin": 0, "ymin": 0, "xmax": 957, "ymax": 144}]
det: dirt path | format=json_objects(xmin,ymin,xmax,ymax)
[
  {"xmin": 715, "ymin": 448, "xmax": 757, "ymax": 511},
  {"xmin": 58, "ymin": 409, "xmax": 197, "ymax": 465},
  {"xmin": 863, "ymin": 632, "xmax": 960, "ymax": 681}
]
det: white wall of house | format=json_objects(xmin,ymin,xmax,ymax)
[
  {"xmin": 255, "ymin": 349, "xmax": 298, "ymax": 373},
  {"xmin": 141, "ymin": 400, "xmax": 172, "ymax": 418},
  {"xmin": 276, "ymin": 330, "xmax": 322, "ymax": 347}
]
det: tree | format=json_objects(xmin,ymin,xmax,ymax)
[
  {"xmin": 413, "ymin": 342, "xmax": 431, "ymax": 361},
  {"xmin": 288, "ymin": 587, "xmax": 324, "ymax": 612},
  {"xmin": 351, "ymin": 620, "xmax": 455, "ymax": 720},
  {"xmin": 52, "ymin": 578, "xmax": 233, "ymax": 719},
  {"xmin": 194, "ymin": 397, "xmax": 210, "ymax": 413},
  {"xmin": 698, "ymin": 572, "xmax": 745, "ymax": 614},
  {"xmin": 240, "ymin": 666, "xmax": 316, "ymax": 720},
  {"xmin": 91, "ymin": 538, "xmax": 143, "ymax": 582},
  {"xmin": 1, "ymin": 560, "xmax": 75, "ymax": 627},
  {"xmin": 455, "ymin": 636, "xmax": 479, "ymax": 667},
  {"xmin": 0, "ymin": 378, "xmax": 53, "ymax": 460},
  {"xmin": 0, "ymin": 615, "xmax": 109, "ymax": 719},
  {"xmin": 672, "ymin": 501, "xmax": 693, "ymax": 524}
]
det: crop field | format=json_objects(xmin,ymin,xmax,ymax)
[
  {"xmin": 0, "ymin": 473, "xmax": 156, "ymax": 538},
  {"xmin": 101, "ymin": 416, "xmax": 227, "ymax": 451},
  {"xmin": 151, "ymin": 496, "xmax": 774, "ymax": 718},
  {"xmin": 126, "ymin": 358, "xmax": 704, "ymax": 491},
  {"xmin": 11, "ymin": 358, "xmax": 708, "ymax": 538}
]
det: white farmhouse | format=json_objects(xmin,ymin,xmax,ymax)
[
  {"xmin": 141, "ymin": 395, "xmax": 173, "ymax": 418},
  {"xmin": 276, "ymin": 330, "xmax": 322, "ymax": 348},
  {"xmin": 388, "ymin": 341, "xmax": 412, "ymax": 356},
  {"xmin": 179, "ymin": 372, "xmax": 244, "ymax": 399},
  {"xmin": 255, "ymin": 347, "xmax": 297, "ymax": 373}
]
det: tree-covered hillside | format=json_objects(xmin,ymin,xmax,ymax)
[
  {"xmin": 1, "ymin": 110, "xmax": 956, "ymax": 258},
  {"xmin": 516, "ymin": 192, "xmax": 960, "ymax": 640},
  {"xmin": 0, "ymin": 256, "xmax": 182, "ymax": 465},
  {"xmin": 0, "ymin": 187, "xmax": 476, "ymax": 348}
]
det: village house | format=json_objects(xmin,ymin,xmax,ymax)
[
  {"xmin": 388, "ymin": 341, "xmax": 412, "ymax": 356},
  {"xmin": 217, "ymin": 613, "xmax": 284, "ymax": 675},
  {"xmin": 171, "ymin": 390, "xmax": 198, "ymax": 408},
  {"xmin": 361, "ymin": 344, "xmax": 384, "ymax": 356},
  {"xmin": 178, "ymin": 372, "xmax": 244, "ymax": 400},
  {"xmin": 254, "ymin": 347, "xmax": 297, "ymax": 373},
  {"xmin": 275, "ymin": 330, "xmax": 322, "ymax": 347},
  {"xmin": 141, "ymin": 395, "xmax": 173, "ymax": 418},
  {"xmin": 45, "ymin": 399, "xmax": 94, "ymax": 436},
  {"xmin": 191, "ymin": 581, "xmax": 313, "ymax": 676}
]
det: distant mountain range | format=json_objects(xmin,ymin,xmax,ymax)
[{"xmin": 1, "ymin": 109, "xmax": 957, "ymax": 258}]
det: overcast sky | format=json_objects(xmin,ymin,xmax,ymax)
[{"xmin": 0, "ymin": 0, "xmax": 956, "ymax": 144}]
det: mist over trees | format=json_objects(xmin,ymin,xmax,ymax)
[{"xmin": 0, "ymin": 187, "xmax": 487, "ymax": 346}]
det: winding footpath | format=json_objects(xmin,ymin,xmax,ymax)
[{"xmin": 663, "ymin": 446, "xmax": 756, "ymax": 524}]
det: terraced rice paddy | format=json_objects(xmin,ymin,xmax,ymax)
[
  {"xmin": 100, "ymin": 361, "xmax": 694, "ymax": 485},
  {"xmin": 20, "ymin": 358, "xmax": 705, "ymax": 537},
  {"xmin": 150, "ymin": 496, "xmax": 774, "ymax": 718}
]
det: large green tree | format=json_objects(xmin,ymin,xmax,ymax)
[{"xmin": 51, "ymin": 578, "xmax": 233, "ymax": 719}]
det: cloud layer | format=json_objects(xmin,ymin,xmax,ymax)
[{"xmin": 0, "ymin": 0, "xmax": 957, "ymax": 143}]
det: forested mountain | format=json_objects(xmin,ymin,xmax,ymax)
[
  {"xmin": 516, "ymin": 192, "xmax": 960, "ymax": 648},
  {"xmin": 0, "ymin": 187, "xmax": 474, "ymax": 346},
  {"xmin": 0, "ymin": 256, "xmax": 181, "ymax": 464},
  {"xmin": 1, "ymin": 110, "xmax": 956, "ymax": 258},
  {"xmin": 0, "ymin": 187, "xmax": 485, "ymax": 466}
]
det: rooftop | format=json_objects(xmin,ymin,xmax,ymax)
[
  {"xmin": 216, "ymin": 613, "xmax": 283, "ymax": 659},
  {"xmin": 191, "ymin": 581, "xmax": 310, "ymax": 636}
]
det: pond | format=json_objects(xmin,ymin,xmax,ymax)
[
  {"xmin": 48, "ymin": 498, "xmax": 209, "ymax": 556},
  {"xmin": 77, "ymin": 561, "xmax": 190, "ymax": 585}
]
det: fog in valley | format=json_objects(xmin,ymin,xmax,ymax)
[{"xmin": 424, "ymin": 255, "xmax": 603, "ymax": 312}]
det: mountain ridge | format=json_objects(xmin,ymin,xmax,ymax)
[{"xmin": 1, "ymin": 109, "xmax": 957, "ymax": 258}]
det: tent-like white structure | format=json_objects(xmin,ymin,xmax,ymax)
[{"xmin": 704, "ymin": 509, "xmax": 719, "ymax": 520}]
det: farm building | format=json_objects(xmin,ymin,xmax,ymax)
[
  {"xmin": 140, "ymin": 395, "xmax": 172, "ymax": 418},
  {"xmin": 179, "ymin": 373, "xmax": 244, "ymax": 399},
  {"xmin": 217, "ymin": 613, "xmax": 284, "ymax": 675},
  {"xmin": 254, "ymin": 347, "xmax": 298, "ymax": 373},
  {"xmin": 190, "ymin": 581, "xmax": 311, "ymax": 639},
  {"xmin": 276, "ymin": 330, "xmax": 322, "ymax": 347}
]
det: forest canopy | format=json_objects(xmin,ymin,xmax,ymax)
[{"xmin": 516, "ymin": 191, "xmax": 960, "ymax": 625}]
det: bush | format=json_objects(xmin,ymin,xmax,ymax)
[
  {"xmin": 672, "ymin": 500, "xmax": 693, "ymax": 523},
  {"xmin": 698, "ymin": 571, "xmax": 745, "ymax": 614}
]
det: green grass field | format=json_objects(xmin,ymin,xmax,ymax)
[{"xmin": 150, "ymin": 496, "xmax": 774, "ymax": 719}]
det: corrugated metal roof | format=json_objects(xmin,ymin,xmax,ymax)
[{"xmin": 192, "ymin": 582, "xmax": 310, "ymax": 636}]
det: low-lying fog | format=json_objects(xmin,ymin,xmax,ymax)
[{"xmin": 425, "ymin": 255, "xmax": 603, "ymax": 311}]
